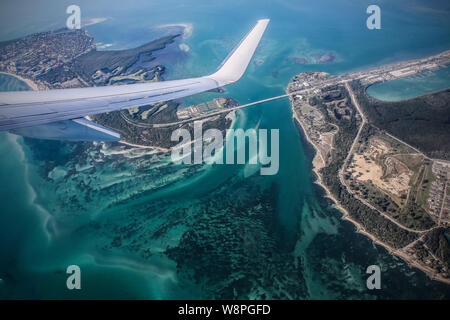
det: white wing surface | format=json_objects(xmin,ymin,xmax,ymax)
[{"xmin": 0, "ymin": 19, "xmax": 269, "ymax": 140}]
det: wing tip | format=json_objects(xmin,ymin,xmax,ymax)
[{"xmin": 206, "ymin": 19, "xmax": 270, "ymax": 86}]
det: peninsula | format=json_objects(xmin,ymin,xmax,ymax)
[{"xmin": 287, "ymin": 51, "xmax": 450, "ymax": 284}]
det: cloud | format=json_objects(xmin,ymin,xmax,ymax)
[{"xmin": 179, "ymin": 43, "xmax": 190, "ymax": 52}]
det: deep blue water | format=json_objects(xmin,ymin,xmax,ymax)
[{"xmin": 0, "ymin": 0, "xmax": 450, "ymax": 299}]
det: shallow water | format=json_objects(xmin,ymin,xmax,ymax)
[
  {"xmin": 0, "ymin": 0, "xmax": 450, "ymax": 299},
  {"xmin": 366, "ymin": 66, "xmax": 450, "ymax": 101}
]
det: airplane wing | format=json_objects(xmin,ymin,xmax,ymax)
[{"xmin": 0, "ymin": 19, "xmax": 269, "ymax": 141}]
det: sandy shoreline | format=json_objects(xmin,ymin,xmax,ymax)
[
  {"xmin": 0, "ymin": 71, "xmax": 40, "ymax": 91},
  {"xmin": 291, "ymin": 104, "xmax": 450, "ymax": 285}
]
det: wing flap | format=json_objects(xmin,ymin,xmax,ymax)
[{"xmin": 10, "ymin": 118, "xmax": 120, "ymax": 141}]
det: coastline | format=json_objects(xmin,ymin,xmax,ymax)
[
  {"xmin": 85, "ymin": 115, "xmax": 171, "ymax": 153},
  {"xmin": 90, "ymin": 110, "xmax": 237, "ymax": 152},
  {"xmin": 0, "ymin": 71, "xmax": 40, "ymax": 91},
  {"xmin": 291, "ymin": 102, "xmax": 450, "ymax": 286}
]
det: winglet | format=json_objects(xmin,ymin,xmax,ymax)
[{"xmin": 206, "ymin": 19, "xmax": 269, "ymax": 86}]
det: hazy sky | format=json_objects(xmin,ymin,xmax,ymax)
[{"xmin": 0, "ymin": 0, "xmax": 449, "ymax": 41}]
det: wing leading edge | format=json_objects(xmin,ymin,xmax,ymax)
[{"xmin": 0, "ymin": 19, "xmax": 269, "ymax": 141}]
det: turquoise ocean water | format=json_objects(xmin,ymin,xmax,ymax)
[
  {"xmin": 0, "ymin": 0, "xmax": 450, "ymax": 299},
  {"xmin": 367, "ymin": 66, "xmax": 450, "ymax": 101}
]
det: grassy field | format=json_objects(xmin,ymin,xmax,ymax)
[{"xmin": 345, "ymin": 126, "xmax": 436, "ymax": 230}]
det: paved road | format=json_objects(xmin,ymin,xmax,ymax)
[
  {"xmin": 340, "ymin": 81, "xmax": 431, "ymax": 234},
  {"xmin": 438, "ymin": 182, "xmax": 448, "ymax": 226},
  {"xmin": 120, "ymin": 93, "xmax": 295, "ymax": 128}
]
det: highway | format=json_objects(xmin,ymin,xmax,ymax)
[
  {"xmin": 338, "ymin": 81, "xmax": 438, "ymax": 234},
  {"xmin": 117, "ymin": 53, "xmax": 449, "ymax": 235},
  {"xmin": 121, "ymin": 50, "xmax": 450, "ymax": 129},
  {"xmin": 120, "ymin": 93, "xmax": 296, "ymax": 128}
]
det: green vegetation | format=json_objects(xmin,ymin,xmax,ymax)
[
  {"xmin": 402, "ymin": 162, "xmax": 435, "ymax": 230},
  {"xmin": 351, "ymin": 81, "xmax": 450, "ymax": 160},
  {"xmin": 352, "ymin": 125, "xmax": 435, "ymax": 230},
  {"xmin": 77, "ymin": 35, "xmax": 178, "ymax": 76},
  {"xmin": 38, "ymin": 34, "xmax": 179, "ymax": 86},
  {"xmin": 311, "ymin": 85, "xmax": 418, "ymax": 248},
  {"xmin": 93, "ymin": 107, "xmax": 232, "ymax": 149},
  {"xmin": 424, "ymin": 228, "xmax": 450, "ymax": 270},
  {"xmin": 415, "ymin": 163, "xmax": 437, "ymax": 209}
]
